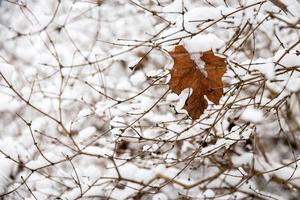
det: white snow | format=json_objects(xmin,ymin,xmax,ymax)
[
  {"xmin": 0, "ymin": 138, "xmax": 18, "ymax": 194},
  {"xmin": 240, "ymin": 107, "xmax": 264, "ymax": 123},
  {"xmin": 273, "ymin": 49, "xmax": 300, "ymax": 68},
  {"xmin": 203, "ymin": 189, "xmax": 215, "ymax": 198},
  {"xmin": 183, "ymin": 33, "xmax": 225, "ymax": 53},
  {"xmin": 130, "ymin": 71, "xmax": 147, "ymax": 85},
  {"xmin": 1, "ymin": 0, "xmax": 300, "ymax": 199},
  {"xmin": 152, "ymin": 193, "xmax": 168, "ymax": 200},
  {"xmin": 176, "ymin": 88, "xmax": 192, "ymax": 113},
  {"xmin": 182, "ymin": 6, "xmax": 233, "ymax": 33},
  {"xmin": 251, "ymin": 58, "xmax": 275, "ymax": 79},
  {"xmin": 0, "ymin": 63, "xmax": 15, "ymax": 80},
  {"xmin": 166, "ymin": 93, "xmax": 179, "ymax": 102},
  {"xmin": 286, "ymin": 76, "xmax": 300, "ymax": 92},
  {"xmin": 110, "ymin": 116, "xmax": 126, "ymax": 127},
  {"xmin": 77, "ymin": 126, "xmax": 97, "ymax": 141},
  {"xmin": 77, "ymin": 108, "xmax": 93, "ymax": 118}
]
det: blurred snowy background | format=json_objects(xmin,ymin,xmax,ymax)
[{"xmin": 0, "ymin": 0, "xmax": 300, "ymax": 199}]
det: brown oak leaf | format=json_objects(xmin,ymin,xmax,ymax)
[{"xmin": 169, "ymin": 45, "xmax": 226, "ymax": 120}]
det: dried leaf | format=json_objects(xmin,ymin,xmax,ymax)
[{"xmin": 169, "ymin": 45, "xmax": 226, "ymax": 120}]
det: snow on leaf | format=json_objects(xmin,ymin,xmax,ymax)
[{"xmin": 168, "ymin": 45, "xmax": 227, "ymax": 120}]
